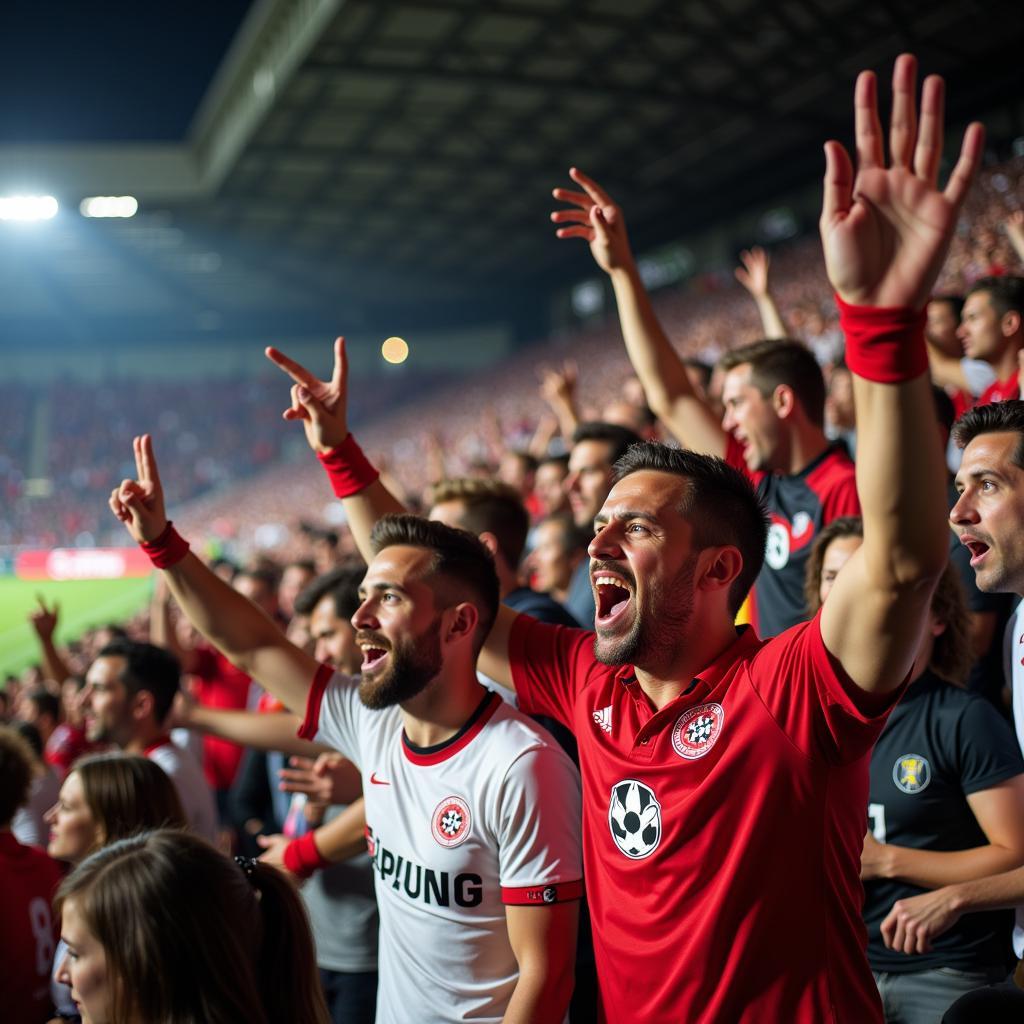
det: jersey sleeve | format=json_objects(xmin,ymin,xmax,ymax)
[
  {"xmin": 747, "ymin": 610, "xmax": 903, "ymax": 765},
  {"xmin": 508, "ymin": 615, "xmax": 598, "ymax": 730},
  {"xmin": 296, "ymin": 663, "xmax": 365, "ymax": 765},
  {"xmin": 495, "ymin": 745, "xmax": 583, "ymax": 906},
  {"xmin": 954, "ymin": 695, "xmax": 1024, "ymax": 794},
  {"xmin": 820, "ymin": 470, "xmax": 861, "ymax": 521}
]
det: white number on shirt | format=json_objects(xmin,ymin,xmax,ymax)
[{"xmin": 867, "ymin": 802, "xmax": 886, "ymax": 843}]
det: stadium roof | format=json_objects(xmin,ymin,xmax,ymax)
[{"xmin": 1, "ymin": 0, "xmax": 1021, "ymax": 348}]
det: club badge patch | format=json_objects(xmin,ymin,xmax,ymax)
[
  {"xmin": 893, "ymin": 754, "xmax": 931, "ymax": 794},
  {"xmin": 432, "ymin": 796, "xmax": 471, "ymax": 848},
  {"xmin": 671, "ymin": 702, "xmax": 725, "ymax": 760},
  {"xmin": 608, "ymin": 780, "xmax": 662, "ymax": 859}
]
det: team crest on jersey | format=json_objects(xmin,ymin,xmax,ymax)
[
  {"xmin": 608, "ymin": 780, "xmax": 662, "ymax": 859},
  {"xmin": 671, "ymin": 702, "xmax": 725, "ymax": 760},
  {"xmin": 593, "ymin": 705, "xmax": 613, "ymax": 734},
  {"xmin": 432, "ymin": 796, "xmax": 472, "ymax": 848},
  {"xmin": 893, "ymin": 754, "xmax": 931, "ymax": 794}
]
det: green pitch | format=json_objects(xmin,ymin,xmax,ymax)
[{"xmin": 0, "ymin": 575, "xmax": 154, "ymax": 679}]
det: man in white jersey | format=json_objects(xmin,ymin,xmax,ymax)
[
  {"xmin": 81, "ymin": 638, "xmax": 218, "ymax": 842},
  {"xmin": 880, "ymin": 401, "xmax": 1024, "ymax": 1018},
  {"xmin": 107, "ymin": 435, "xmax": 582, "ymax": 1024}
]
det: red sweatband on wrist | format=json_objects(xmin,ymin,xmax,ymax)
[
  {"xmin": 139, "ymin": 521, "xmax": 190, "ymax": 569},
  {"xmin": 836, "ymin": 295, "xmax": 928, "ymax": 383},
  {"xmin": 282, "ymin": 831, "xmax": 330, "ymax": 880},
  {"xmin": 316, "ymin": 434, "xmax": 380, "ymax": 498}
]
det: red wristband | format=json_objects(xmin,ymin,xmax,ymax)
[
  {"xmin": 139, "ymin": 521, "xmax": 190, "ymax": 569},
  {"xmin": 836, "ymin": 295, "xmax": 928, "ymax": 383},
  {"xmin": 282, "ymin": 830, "xmax": 331, "ymax": 880},
  {"xmin": 317, "ymin": 434, "xmax": 380, "ymax": 498}
]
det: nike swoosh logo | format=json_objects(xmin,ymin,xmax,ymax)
[{"xmin": 370, "ymin": 772, "xmax": 390, "ymax": 786}]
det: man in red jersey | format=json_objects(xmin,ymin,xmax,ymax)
[
  {"xmin": 267, "ymin": 55, "xmax": 981, "ymax": 1023},
  {"xmin": 0, "ymin": 726, "xmax": 62, "ymax": 1024},
  {"xmin": 548, "ymin": 197, "xmax": 860, "ymax": 639}
]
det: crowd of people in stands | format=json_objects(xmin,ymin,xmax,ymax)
[{"xmin": 4, "ymin": 54, "xmax": 1024, "ymax": 1024}]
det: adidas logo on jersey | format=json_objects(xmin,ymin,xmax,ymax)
[{"xmin": 593, "ymin": 705, "xmax": 613, "ymax": 733}]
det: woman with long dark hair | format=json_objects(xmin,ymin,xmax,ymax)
[{"xmin": 55, "ymin": 829, "xmax": 330, "ymax": 1024}]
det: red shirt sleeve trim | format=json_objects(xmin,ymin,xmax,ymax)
[
  {"xmin": 501, "ymin": 879, "xmax": 584, "ymax": 906},
  {"xmin": 297, "ymin": 663, "xmax": 334, "ymax": 741}
]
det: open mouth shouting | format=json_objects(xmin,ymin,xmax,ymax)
[
  {"xmin": 960, "ymin": 533, "xmax": 991, "ymax": 568},
  {"xmin": 592, "ymin": 565, "xmax": 635, "ymax": 628},
  {"xmin": 357, "ymin": 631, "xmax": 392, "ymax": 673}
]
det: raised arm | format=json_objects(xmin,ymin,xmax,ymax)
[
  {"xmin": 734, "ymin": 247, "xmax": 789, "ymax": 339},
  {"xmin": 265, "ymin": 337, "xmax": 405, "ymax": 563},
  {"xmin": 28, "ymin": 597, "xmax": 72, "ymax": 684},
  {"xmin": 818, "ymin": 55, "xmax": 983, "ymax": 694},
  {"xmin": 538, "ymin": 361, "xmax": 581, "ymax": 443},
  {"xmin": 109, "ymin": 435, "xmax": 319, "ymax": 715},
  {"xmin": 267, "ymin": 337, "xmax": 524, "ymax": 686},
  {"xmin": 551, "ymin": 169, "xmax": 725, "ymax": 456}
]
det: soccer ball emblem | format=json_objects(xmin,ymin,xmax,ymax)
[
  {"xmin": 671, "ymin": 702, "xmax": 725, "ymax": 760},
  {"xmin": 608, "ymin": 780, "xmax": 662, "ymax": 859},
  {"xmin": 432, "ymin": 796, "xmax": 472, "ymax": 848}
]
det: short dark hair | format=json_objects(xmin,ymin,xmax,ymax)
[
  {"xmin": 429, "ymin": 478, "xmax": 530, "ymax": 567},
  {"xmin": 930, "ymin": 294, "xmax": 964, "ymax": 321},
  {"xmin": 0, "ymin": 726, "xmax": 35, "ymax": 826},
  {"xmin": 9, "ymin": 720, "xmax": 44, "ymax": 761},
  {"xmin": 537, "ymin": 453, "xmax": 570, "ymax": 473},
  {"xmin": 966, "ymin": 276, "xmax": 1024, "ymax": 319},
  {"xmin": 370, "ymin": 514, "xmax": 500, "ymax": 652},
  {"xmin": 294, "ymin": 563, "xmax": 365, "ymax": 620},
  {"xmin": 613, "ymin": 442, "xmax": 769, "ymax": 614},
  {"xmin": 96, "ymin": 640, "xmax": 181, "ymax": 725},
  {"xmin": 951, "ymin": 400, "xmax": 1024, "ymax": 467},
  {"xmin": 718, "ymin": 339, "xmax": 826, "ymax": 428},
  {"xmin": 24, "ymin": 686, "xmax": 60, "ymax": 723},
  {"xmin": 572, "ymin": 422, "xmax": 643, "ymax": 464}
]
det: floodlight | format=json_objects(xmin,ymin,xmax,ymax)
[
  {"xmin": 80, "ymin": 196, "xmax": 138, "ymax": 218},
  {"xmin": 0, "ymin": 195, "xmax": 58, "ymax": 221}
]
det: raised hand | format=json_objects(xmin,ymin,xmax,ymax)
[
  {"xmin": 734, "ymin": 247, "xmax": 771, "ymax": 298},
  {"xmin": 265, "ymin": 336, "xmax": 350, "ymax": 453},
  {"xmin": 29, "ymin": 595, "xmax": 59, "ymax": 640},
  {"xmin": 108, "ymin": 434, "xmax": 168, "ymax": 543},
  {"xmin": 820, "ymin": 53, "xmax": 983, "ymax": 309},
  {"xmin": 1007, "ymin": 210, "xmax": 1024, "ymax": 264},
  {"xmin": 551, "ymin": 167, "xmax": 635, "ymax": 274},
  {"xmin": 538, "ymin": 360, "xmax": 578, "ymax": 408}
]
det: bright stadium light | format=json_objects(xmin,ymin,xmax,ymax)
[
  {"xmin": 0, "ymin": 194, "xmax": 58, "ymax": 221},
  {"xmin": 381, "ymin": 336, "xmax": 409, "ymax": 364},
  {"xmin": 80, "ymin": 196, "xmax": 138, "ymax": 218}
]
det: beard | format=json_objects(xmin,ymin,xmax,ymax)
[
  {"xmin": 594, "ymin": 555, "xmax": 697, "ymax": 669},
  {"xmin": 357, "ymin": 618, "xmax": 443, "ymax": 710}
]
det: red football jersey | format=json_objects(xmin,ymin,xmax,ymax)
[
  {"xmin": 509, "ymin": 611, "xmax": 897, "ymax": 1023},
  {"xmin": 976, "ymin": 372, "xmax": 1020, "ymax": 408},
  {"xmin": 0, "ymin": 832, "xmax": 63, "ymax": 1024}
]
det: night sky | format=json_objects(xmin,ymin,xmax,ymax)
[{"xmin": 0, "ymin": 1, "xmax": 253, "ymax": 141}]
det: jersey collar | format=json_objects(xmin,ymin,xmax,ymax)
[{"xmin": 402, "ymin": 690, "xmax": 502, "ymax": 766}]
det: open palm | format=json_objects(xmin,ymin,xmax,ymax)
[{"xmin": 821, "ymin": 55, "xmax": 983, "ymax": 310}]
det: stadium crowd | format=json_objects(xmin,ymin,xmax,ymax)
[{"xmin": 5, "ymin": 54, "xmax": 1024, "ymax": 1024}]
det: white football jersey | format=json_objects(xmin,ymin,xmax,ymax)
[{"xmin": 300, "ymin": 668, "xmax": 583, "ymax": 1024}]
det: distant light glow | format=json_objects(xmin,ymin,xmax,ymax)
[
  {"xmin": 381, "ymin": 336, "xmax": 409, "ymax": 364},
  {"xmin": 80, "ymin": 196, "xmax": 138, "ymax": 218},
  {"xmin": 0, "ymin": 195, "xmax": 58, "ymax": 221}
]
